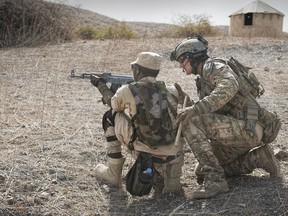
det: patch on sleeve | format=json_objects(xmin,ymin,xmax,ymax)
[{"xmin": 203, "ymin": 59, "xmax": 214, "ymax": 73}]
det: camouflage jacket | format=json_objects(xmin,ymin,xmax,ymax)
[
  {"xmin": 194, "ymin": 58, "xmax": 260, "ymax": 124},
  {"xmin": 111, "ymin": 76, "xmax": 179, "ymax": 124},
  {"xmin": 195, "ymin": 58, "xmax": 281, "ymax": 142}
]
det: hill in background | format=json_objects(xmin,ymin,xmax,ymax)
[
  {"xmin": 0, "ymin": 0, "xmax": 228, "ymax": 48},
  {"xmin": 63, "ymin": 3, "xmax": 229, "ymax": 37}
]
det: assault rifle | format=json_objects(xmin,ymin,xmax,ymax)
[{"xmin": 69, "ymin": 69, "xmax": 134, "ymax": 93}]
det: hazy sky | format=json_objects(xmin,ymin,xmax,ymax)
[{"xmin": 54, "ymin": 0, "xmax": 288, "ymax": 31}]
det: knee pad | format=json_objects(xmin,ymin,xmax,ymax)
[{"xmin": 102, "ymin": 109, "xmax": 117, "ymax": 132}]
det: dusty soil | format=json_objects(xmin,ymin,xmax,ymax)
[{"xmin": 0, "ymin": 37, "xmax": 288, "ymax": 215}]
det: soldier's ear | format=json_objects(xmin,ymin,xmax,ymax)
[
  {"xmin": 131, "ymin": 64, "xmax": 139, "ymax": 73},
  {"xmin": 134, "ymin": 65, "xmax": 141, "ymax": 74}
]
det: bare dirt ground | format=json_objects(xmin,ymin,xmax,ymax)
[{"xmin": 0, "ymin": 37, "xmax": 288, "ymax": 215}]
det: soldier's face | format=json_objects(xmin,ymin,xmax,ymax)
[{"xmin": 179, "ymin": 58, "xmax": 193, "ymax": 75}]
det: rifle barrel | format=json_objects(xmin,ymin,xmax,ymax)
[{"xmin": 69, "ymin": 70, "xmax": 134, "ymax": 84}]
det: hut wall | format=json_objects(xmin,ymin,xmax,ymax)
[{"xmin": 229, "ymin": 13, "xmax": 283, "ymax": 37}]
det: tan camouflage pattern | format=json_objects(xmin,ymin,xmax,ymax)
[
  {"xmin": 182, "ymin": 121, "xmax": 225, "ymax": 182},
  {"xmin": 186, "ymin": 114, "xmax": 263, "ymax": 165},
  {"xmin": 222, "ymin": 144, "xmax": 281, "ymax": 177},
  {"xmin": 182, "ymin": 58, "xmax": 267, "ymax": 182}
]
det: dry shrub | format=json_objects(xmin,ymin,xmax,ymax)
[
  {"xmin": 0, "ymin": 0, "xmax": 76, "ymax": 48},
  {"xmin": 77, "ymin": 22, "xmax": 138, "ymax": 40},
  {"xmin": 159, "ymin": 14, "xmax": 218, "ymax": 38}
]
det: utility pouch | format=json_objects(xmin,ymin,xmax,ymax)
[
  {"xmin": 125, "ymin": 152, "xmax": 154, "ymax": 196},
  {"xmin": 258, "ymin": 108, "xmax": 281, "ymax": 144}
]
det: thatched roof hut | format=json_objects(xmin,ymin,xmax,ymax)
[{"xmin": 229, "ymin": 0, "xmax": 284, "ymax": 37}]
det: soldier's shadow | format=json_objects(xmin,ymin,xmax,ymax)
[{"xmin": 106, "ymin": 173, "xmax": 187, "ymax": 215}]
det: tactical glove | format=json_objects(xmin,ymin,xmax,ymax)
[
  {"xmin": 90, "ymin": 75, "xmax": 106, "ymax": 88},
  {"xmin": 174, "ymin": 83, "xmax": 194, "ymax": 107},
  {"xmin": 176, "ymin": 106, "xmax": 197, "ymax": 125},
  {"xmin": 90, "ymin": 75, "xmax": 114, "ymax": 107}
]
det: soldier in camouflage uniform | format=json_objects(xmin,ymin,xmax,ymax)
[
  {"xmin": 90, "ymin": 52, "xmax": 192, "ymax": 194},
  {"xmin": 170, "ymin": 36, "xmax": 281, "ymax": 199}
]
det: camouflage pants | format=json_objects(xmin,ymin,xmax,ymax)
[{"xmin": 182, "ymin": 113, "xmax": 263, "ymax": 181}]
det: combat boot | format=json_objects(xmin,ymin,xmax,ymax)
[
  {"xmin": 162, "ymin": 177, "xmax": 182, "ymax": 194},
  {"xmin": 94, "ymin": 156, "xmax": 125, "ymax": 188},
  {"xmin": 252, "ymin": 144, "xmax": 281, "ymax": 177},
  {"xmin": 160, "ymin": 155, "xmax": 184, "ymax": 194},
  {"xmin": 192, "ymin": 180, "xmax": 229, "ymax": 199}
]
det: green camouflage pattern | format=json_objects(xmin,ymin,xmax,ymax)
[{"xmin": 129, "ymin": 81, "xmax": 177, "ymax": 148}]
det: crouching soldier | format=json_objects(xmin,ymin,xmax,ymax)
[
  {"xmin": 90, "ymin": 52, "xmax": 193, "ymax": 195},
  {"xmin": 170, "ymin": 36, "xmax": 282, "ymax": 199}
]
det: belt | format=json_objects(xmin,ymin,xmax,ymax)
[{"xmin": 152, "ymin": 155, "xmax": 177, "ymax": 164}]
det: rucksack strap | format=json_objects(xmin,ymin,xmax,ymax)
[
  {"xmin": 129, "ymin": 81, "xmax": 177, "ymax": 117},
  {"xmin": 128, "ymin": 81, "xmax": 177, "ymax": 148}
]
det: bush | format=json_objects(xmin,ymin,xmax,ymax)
[
  {"xmin": 77, "ymin": 22, "xmax": 138, "ymax": 40},
  {"xmin": 0, "ymin": 0, "xmax": 76, "ymax": 48},
  {"xmin": 77, "ymin": 26, "xmax": 98, "ymax": 40},
  {"xmin": 159, "ymin": 14, "xmax": 217, "ymax": 38}
]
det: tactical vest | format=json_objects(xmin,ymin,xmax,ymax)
[
  {"xmin": 196, "ymin": 57, "xmax": 281, "ymax": 143},
  {"xmin": 128, "ymin": 81, "xmax": 177, "ymax": 149}
]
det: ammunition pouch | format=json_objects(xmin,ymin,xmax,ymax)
[{"xmin": 244, "ymin": 99, "xmax": 259, "ymax": 132}]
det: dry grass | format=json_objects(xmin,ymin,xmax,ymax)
[
  {"xmin": 0, "ymin": 37, "xmax": 288, "ymax": 215},
  {"xmin": 0, "ymin": 0, "xmax": 76, "ymax": 48}
]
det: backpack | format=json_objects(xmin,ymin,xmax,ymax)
[
  {"xmin": 215, "ymin": 57, "xmax": 265, "ymax": 99},
  {"xmin": 128, "ymin": 81, "xmax": 177, "ymax": 149},
  {"xmin": 215, "ymin": 57, "xmax": 281, "ymax": 143}
]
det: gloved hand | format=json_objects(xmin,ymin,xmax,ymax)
[
  {"xmin": 90, "ymin": 75, "xmax": 106, "ymax": 88},
  {"xmin": 176, "ymin": 106, "xmax": 197, "ymax": 125},
  {"xmin": 91, "ymin": 75, "xmax": 113, "ymax": 107},
  {"xmin": 174, "ymin": 83, "xmax": 194, "ymax": 107}
]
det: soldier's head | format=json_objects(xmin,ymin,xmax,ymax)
[
  {"xmin": 170, "ymin": 35, "xmax": 209, "ymax": 75},
  {"xmin": 131, "ymin": 52, "xmax": 161, "ymax": 81}
]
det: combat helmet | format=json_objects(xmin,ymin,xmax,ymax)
[{"xmin": 170, "ymin": 35, "xmax": 209, "ymax": 63}]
